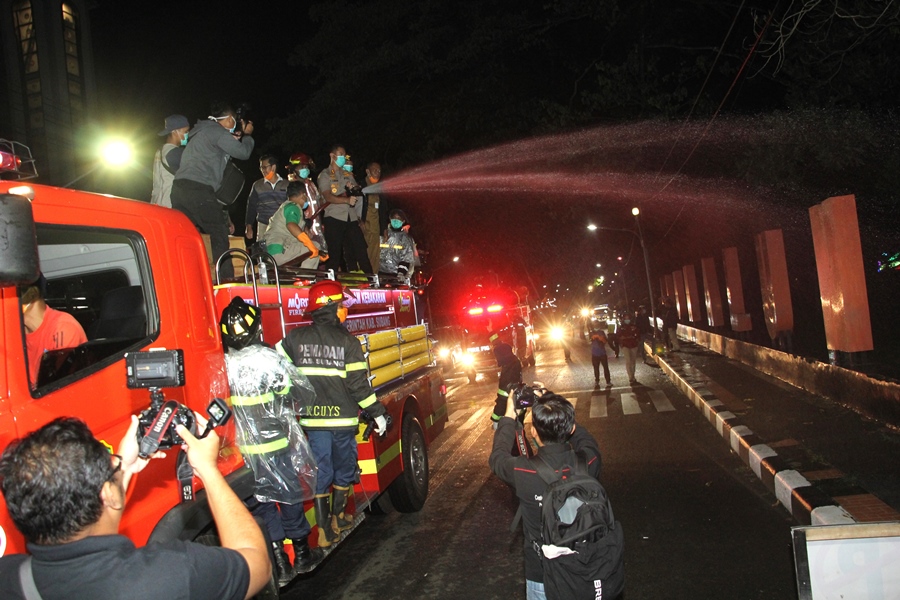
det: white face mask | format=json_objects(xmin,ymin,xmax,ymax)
[{"xmin": 210, "ymin": 114, "xmax": 236, "ymax": 133}]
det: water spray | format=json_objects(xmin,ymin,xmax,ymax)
[{"xmin": 362, "ymin": 183, "xmax": 385, "ymax": 195}]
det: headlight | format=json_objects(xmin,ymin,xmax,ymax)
[
  {"xmin": 438, "ymin": 347, "xmax": 451, "ymax": 359},
  {"xmin": 459, "ymin": 352, "xmax": 475, "ymax": 367},
  {"xmin": 550, "ymin": 326, "xmax": 564, "ymax": 341}
]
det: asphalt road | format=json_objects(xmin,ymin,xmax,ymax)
[{"xmin": 283, "ymin": 342, "xmax": 799, "ymax": 599}]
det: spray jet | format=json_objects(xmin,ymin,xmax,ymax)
[{"xmin": 362, "ymin": 182, "xmax": 385, "ymax": 194}]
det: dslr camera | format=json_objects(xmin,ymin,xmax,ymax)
[
  {"xmin": 126, "ymin": 350, "xmax": 232, "ymax": 458},
  {"xmin": 509, "ymin": 382, "xmax": 547, "ymax": 411},
  {"xmin": 234, "ymin": 102, "xmax": 252, "ymax": 135}
]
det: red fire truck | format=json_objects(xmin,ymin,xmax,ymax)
[
  {"xmin": 457, "ymin": 283, "xmax": 535, "ymax": 383},
  {"xmin": 0, "ymin": 169, "xmax": 447, "ymax": 593}
]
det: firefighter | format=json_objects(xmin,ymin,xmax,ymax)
[
  {"xmin": 277, "ymin": 280, "xmax": 388, "ymax": 548},
  {"xmin": 379, "ymin": 208, "xmax": 417, "ymax": 280},
  {"xmin": 489, "ymin": 333, "xmax": 523, "ymax": 426},
  {"xmin": 219, "ymin": 297, "xmax": 319, "ymax": 584}
]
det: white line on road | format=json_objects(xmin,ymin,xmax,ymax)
[
  {"xmin": 590, "ymin": 396, "xmax": 608, "ymax": 418},
  {"xmin": 649, "ymin": 390, "xmax": 676, "ymax": 412},
  {"xmin": 459, "ymin": 407, "xmax": 489, "ymax": 430},
  {"xmin": 621, "ymin": 392, "xmax": 642, "ymax": 415}
]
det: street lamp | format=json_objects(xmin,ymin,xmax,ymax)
[
  {"xmin": 64, "ymin": 138, "xmax": 134, "ymax": 188},
  {"xmin": 632, "ymin": 207, "xmax": 658, "ymax": 341},
  {"xmin": 586, "ymin": 211, "xmax": 658, "ymax": 341}
]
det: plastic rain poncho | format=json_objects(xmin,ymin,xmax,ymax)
[
  {"xmin": 224, "ymin": 345, "xmax": 318, "ymax": 504},
  {"xmin": 379, "ymin": 229, "xmax": 416, "ymax": 276}
]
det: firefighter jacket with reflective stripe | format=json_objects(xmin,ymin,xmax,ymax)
[{"xmin": 277, "ymin": 302, "xmax": 386, "ymax": 430}]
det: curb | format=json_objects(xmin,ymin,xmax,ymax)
[{"xmin": 649, "ymin": 342, "xmax": 856, "ymax": 526}]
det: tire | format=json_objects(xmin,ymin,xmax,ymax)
[
  {"xmin": 387, "ymin": 414, "xmax": 429, "ymax": 512},
  {"xmin": 368, "ymin": 491, "xmax": 397, "ymax": 515}
]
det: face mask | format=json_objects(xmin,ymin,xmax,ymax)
[
  {"xmin": 302, "ymin": 201, "xmax": 310, "ymax": 210},
  {"xmin": 390, "ymin": 219, "xmax": 404, "ymax": 230},
  {"xmin": 337, "ymin": 306, "xmax": 348, "ymax": 323},
  {"xmin": 264, "ymin": 170, "xmax": 276, "ymax": 181},
  {"xmin": 334, "ymin": 155, "xmax": 347, "ymax": 168},
  {"xmin": 180, "ymin": 132, "xmax": 188, "ymax": 146},
  {"xmin": 342, "ymin": 164, "xmax": 353, "ymax": 173},
  {"xmin": 299, "ymin": 167, "xmax": 310, "ymax": 179},
  {"xmin": 368, "ymin": 176, "xmax": 380, "ymax": 184}
]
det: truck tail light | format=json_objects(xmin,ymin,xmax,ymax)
[
  {"xmin": 487, "ymin": 304, "xmax": 503, "ymax": 313},
  {"xmin": 468, "ymin": 307, "xmax": 483, "ymax": 315},
  {"xmin": 440, "ymin": 384, "xmax": 447, "ymax": 396}
]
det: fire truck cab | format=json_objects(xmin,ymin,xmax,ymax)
[
  {"xmin": 458, "ymin": 283, "xmax": 535, "ymax": 383},
  {"xmin": 0, "ymin": 170, "xmax": 447, "ymax": 593}
]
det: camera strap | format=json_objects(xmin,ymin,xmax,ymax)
[
  {"xmin": 18, "ymin": 557, "xmax": 44, "ymax": 600},
  {"xmin": 139, "ymin": 399, "xmax": 181, "ymax": 458},
  {"xmin": 176, "ymin": 449, "xmax": 195, "ymax": 503}
]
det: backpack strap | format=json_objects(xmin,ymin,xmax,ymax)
[
  {"xmin": 533, "ymin": 454, "xmax": 561, "ymax": 486},
  {"xmin": 19, "ymin": 557, "xmax": 44, "ymax": 600}
]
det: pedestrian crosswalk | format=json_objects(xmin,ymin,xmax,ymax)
[{"xmin": 445, "ymin": 387, "xmax": 680, "ymax": 425}]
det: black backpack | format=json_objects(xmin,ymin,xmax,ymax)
[{"xmin": 533, "ymin": 452, "xmax": 625, "ymax": 600}]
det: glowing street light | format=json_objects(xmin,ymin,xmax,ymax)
[{"xmin": 587, "ymin": 224, "xmax": 598, "ymax": 231}]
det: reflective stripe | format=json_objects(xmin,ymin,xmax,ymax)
[
  {"xmin": 240, "ymin": 437, "xmax": 289, "ymax": 454},
  {"xmin": 491, "ymin": 413, "xmax": 501, "ymax": 421},
  {"xmin": 358, "ymin": 393, "xmax": 378, "ymax": 409},
  {"xmin": 357, "ymin": 438, "xmax": 402, "ymax": 474},
  {"xmin": 274, "ymin": 385, "xmax": 290, "ymax": 397},
  {"xmin": 298, "ymin": 367, "xmax": 346, "ymax": 378},
  {"xmin": 299, "ymin": 417, "xmax": 360, "ymax": 428},
  {"xmin": 346, "ymin": 361, "xmax": 368, "ymax": 372},
  {"xmin": 231, "ymin": 392, "xmax": 275, "ymax": 406},
  {"xmin": 497, "ymin": 390, "xmax": 509, "ymax": 397},
  {"xmin": 276, "ymin": 342, "xmax": 290, "ymax": 359}
]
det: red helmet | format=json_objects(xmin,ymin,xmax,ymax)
[
  {"xmin": 289, "ymin": 152, "xmax": 315, "ymax": 169},
  {"xmin": 307, "ymin": 280, "xmax": 345, "ymax": 313}
]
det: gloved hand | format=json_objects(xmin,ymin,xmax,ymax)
[
  {"xmin": 374, "ymin": 415, "xmax": 388, "ymax": 436},
  {"xmin": 297, "ymin": 232, "xmax": 319, "ymax": 259}
]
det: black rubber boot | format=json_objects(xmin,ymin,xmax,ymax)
[
  {"xmin": 292, "ymin": 538, "xmax": 316, "ymax": 571},
  {"xmin": 314, "ymin": 494, "xmax": 339, "ymax": 548},
  {"xmin": 331, "ymin": 485, "xmax": 354, "ymax": 533},
  {"xmin": 272, "ymin": 541, "xmax": 294, "ymax": 588}
]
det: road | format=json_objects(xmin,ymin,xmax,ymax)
[{"xmin": 283, "ymin": 342, "xmax": 799, "ymax": 599}]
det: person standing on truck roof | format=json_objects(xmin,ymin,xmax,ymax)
[
  {"xmin": 19, "ymin": 281, "xmax": 87, "ymax": 389},
  {"xmin": 150, "ymin": 114, "xmax": 189, "ymax": 208},
  {"xmin": 265, "ymin": 181, "xmax": 327, "ymax": 268},
  {"xmin": 277, "ymin": 280, "xmax": 388, "ymax": 548},
  {"xmin": 0, "ymin": 416, "xmax": 271, "ymax": 600},
  {"xmin": 361, "ymin": 162, "xmax": 385, "ymax": 272},
  {"xmin": 220, "ymin": 298, "xmax": 319, "ymax": 585},
  {"xmin": 316, "ymin": 145, "xmax": 372, "ymax": 274},
  {"xmin": 244, "ymin": 154, "xmax": 288, "ymax": 244},
  {"xmin": 170, "ymin": 102, "xmax": 255, "ymax": 279}
]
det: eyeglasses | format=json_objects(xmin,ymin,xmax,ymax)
[
  {"xmin": 109, "ymin": 453, "xmax": 123, "ymax": 480},
  {"xmin": 259, "ymin": 164, "xmax": 275, "ymax": 171}
]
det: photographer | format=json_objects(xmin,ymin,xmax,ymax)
[
  {"xmin": 171, "ymin": 102, "xmax": 255, "ymax": 279},
  {"xmin": 0, "ymin": 416, "xmax": 270, "ymax": 599},
  {"xmin": 489, "ymin": 391, "xmax": 602, "ymax": 600}
]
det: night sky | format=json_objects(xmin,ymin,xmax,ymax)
[{"xmin": 86, "ymin": 0, "xmax": 900, "ymax": 361}]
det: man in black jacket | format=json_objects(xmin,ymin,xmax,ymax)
[
  {"xmin": 276, "ymin": 280, "xmax": 387, "ymax": 548},
  {"xmin": 489, "ymin": 392, "xmax": 602, "ymax": 600}
]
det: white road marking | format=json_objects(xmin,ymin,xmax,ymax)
[
  {"xmin": 620, "ymin": 393, "xmax": 642, "ymax": 415},
  {"xmin": 649, "ymin": 390, "xmax": 676, "ymax": 412},
  {"xmin": 459, "ymin": 407, "xmax": 489, "ymax": 430},
  {"xmin": 590, "ymin": 396, "xmax": 608, "ymax": 418}
]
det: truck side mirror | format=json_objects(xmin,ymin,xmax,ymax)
[{"xmin": 0, "ymin": 193, "xmax": 39, "ymax": 286}]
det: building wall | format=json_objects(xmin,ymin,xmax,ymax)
[{"xmin": 0, "ymin": 0, "xmax": 95, "ymax": 184}]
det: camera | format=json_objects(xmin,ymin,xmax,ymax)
[
  {"xmin": 234, "ymin": 102, "xmax": 252, "ymax": 134},
  {"xmin": 126, "ymin": 350, "xmax": 232, "ymax": 458},
  {"xmin": 509, "ymin": 382, "xmax": 545, "ymax": 411}
]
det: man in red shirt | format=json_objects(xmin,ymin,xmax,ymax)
[{"xmin": 20, "ymin": 284, "xmax": 87, "ymax": 388}]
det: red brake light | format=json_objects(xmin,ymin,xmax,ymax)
[
  {"xmin": 468, "ymin": 307, "xmax": 484, "ymax": 315},
  {"xmin": 487, "ymin": 304, "xmax": 503, "ymax": 313},
  {"xmin": 440, "ymin": 384, "xmax": 447, "ymax": 395}
]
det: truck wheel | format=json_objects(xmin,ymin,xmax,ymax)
[
  {"xmin": 196, "ymin": 531, "xmax": 280, "ymax": 598},
  {"xmin": 387, "ymin": 414, "xmax": 429, "ymax": 512},
  {"xmin": 369, "ymin": 491, "xmax": 396, "ymax": 515},
  {"xmin": 467, "ymin": 370, "xmax": 477, "ymax": 384}
]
